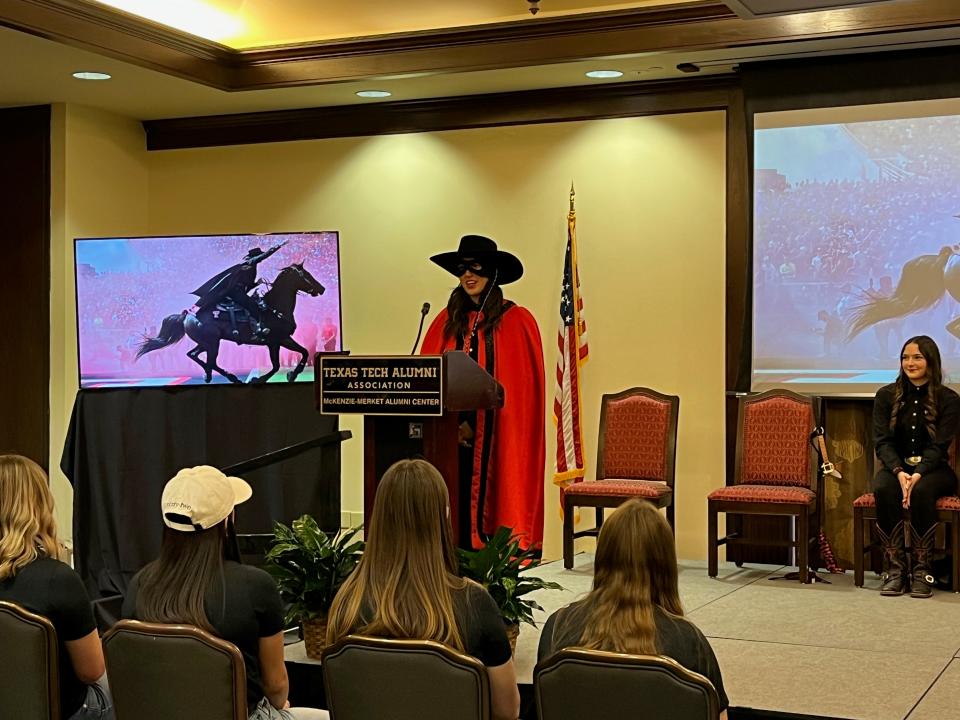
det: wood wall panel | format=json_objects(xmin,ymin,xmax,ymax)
[{"xmin": 0, "ymin": 104, "xmax": 50, "ymax": 468}]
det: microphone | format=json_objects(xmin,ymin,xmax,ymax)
[{"xmin": 410, "ymin": 302, "xmax": 431, "ymax": 355}]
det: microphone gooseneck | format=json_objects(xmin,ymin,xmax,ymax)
[{"xmin": 411, "ymin": 301, "xmax": 431, "ymax": 355}]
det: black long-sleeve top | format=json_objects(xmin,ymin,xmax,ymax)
[{"xmin": 873, "ymin": 382, "xmax": 960, "ymax": 477}]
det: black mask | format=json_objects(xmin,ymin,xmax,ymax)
[{"xmin": 455, "ymin": 258, "xmax": 493, "ymax": 278}]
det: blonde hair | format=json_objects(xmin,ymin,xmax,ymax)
[
  {"xmin": 556, "ymin": 499, "xmax": 682, "ymax": 654},
  {"xmin": 326, "ymin": 459, "xmax": 466, "ymax": 650},
  {"xmin": 0, "ymin": 455, "xmax": 60, "ymax": 581}
]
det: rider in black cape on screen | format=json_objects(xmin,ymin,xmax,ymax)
[
  {"xmin": 135, "ymin": 245, "xmax": 325, "ymax": 385},
  {"xmin": 192, "ymin": 243, "xmax": 285, "ymax": 340}
]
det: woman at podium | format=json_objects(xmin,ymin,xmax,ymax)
[{"xmin": 422, "ymin": 235, "xmax": 545, "ymax": 550}]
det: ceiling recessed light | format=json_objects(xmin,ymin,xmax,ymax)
[
  {"xmin": 72, "ymin": 71, "xmax": 112, "ymax": 81},
  {"xmin": 356, "ymin": 90, "xmax": 392, "ymax": 98},
  {"xmin": 585, "ymin": 70, "xmax": 623, "ymax": 79}
]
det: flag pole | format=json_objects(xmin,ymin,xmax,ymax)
[
  {"xmin": 567, "ymin": 183, "xmax": 587, "ymax": 481},
  {"xmin": 553, "ymin": 182, "xmax": 589, "ymax": 488}
]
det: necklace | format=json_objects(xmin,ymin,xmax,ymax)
[
  {"xmin": 463, "ymin": 281, "xmax": 496, "ymax": 354},
  {"xmin": 463, "ymin": 311, "xmax": 482, "ymax": 354}
]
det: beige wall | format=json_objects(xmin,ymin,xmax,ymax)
[
  {"xmin": 49, "ymin": 104, "xmax": 149, "ymax": 537},
  {"xmin": 50, "ymin": 109, "xmax": 726, "ymax": 560}
]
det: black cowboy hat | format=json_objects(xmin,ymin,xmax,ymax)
[
  {"xmin": 429, "ymin": 235, "xmax": 524, "ymax": 285},
  {"xmin": 244, "ymin": 247, "xmax": 263, "ymax": 259}
]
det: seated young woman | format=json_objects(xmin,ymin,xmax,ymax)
[
  {"xmin": 326, "ymin": 458, "xmax": 520, "ymax": 720},
  {"xmin": 121, "ymin": 466, "xmax": 327, "ymax": 720},
  {"xmin": 871, "ymin": 335, "xmax": 960, "ymax": 597},
  {"xmin": 537, "ymin": 499, "xmax": 729, "ymax": 718},
  {"xmin": 0, "ymin": 454, "xmax": 113, "ymax": 719}
]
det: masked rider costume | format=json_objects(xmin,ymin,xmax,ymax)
[
  {"xmin": 193, "ymin": 245, "xmax": 282, "ymax": 340},
  {"xmin": 421, "ymin": 235, "xmax": 545, "ymax": 551}
]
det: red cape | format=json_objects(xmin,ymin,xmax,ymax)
[{"xmin": 422, "ymin": 304, "xmax": 545, "ymax": 549}]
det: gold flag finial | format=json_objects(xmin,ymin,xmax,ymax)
[{"xmin": 569, "ymin": 182, "xmax": 576, "ymax": 213}]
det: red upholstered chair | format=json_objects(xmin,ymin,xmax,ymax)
[
  {"xmin": 562, "ymin": 387, "xmax": 679, "ymax": 570},
  {"xmin": 707, "ymin": 389, "xmax": 819, "ymax": 583},
  {"xmin": 852, "ymin": 437, "xmax": 960, "ymax": 592}
]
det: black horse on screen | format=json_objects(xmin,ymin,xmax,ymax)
[{"xmin": 136, "ymin": 263, "xmax": 325, "ymax": 384}]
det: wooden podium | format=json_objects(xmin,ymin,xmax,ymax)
[{"xmin": 317, "ymin": 351, "xmax": 502, "ymax": 538}]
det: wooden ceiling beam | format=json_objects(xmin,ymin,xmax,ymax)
[
  {"xmin": 0, "ymin": 0, "xmax": 233, "ymax": 87},
  {"xmin": 142, "ymin": 76, "xmax": 737, "ymax": 150},
  {"xmin": 1, "ymin": 0, "xmax": 960, "ymax": 90}
]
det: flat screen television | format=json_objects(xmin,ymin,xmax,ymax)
[{"xmin": 74, "ymin": 232, "xmax": 342, "ymax": 388}]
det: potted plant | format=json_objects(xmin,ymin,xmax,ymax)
[
  {"xmin": 265, "ymin": 514, "xmax": 364, "ymax": 659},
  {"xmin": 458, "ymin": 526, "xmax": 563, "ymax": 653}
]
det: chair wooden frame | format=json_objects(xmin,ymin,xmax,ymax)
[
  {"xmin": 103, "ymin": 619, "xmax": 247, "ymax": 720},
  {"xmin": 0, "ymin": 600, "xmax": 60, "ymax": 720},
  {"xmin": 562, "ymin": 387, "xmax": 680, "ymax": 570},
  {"xmin": 534, "ymin": 648, "xmax": 720, "ymax": 720},
  {"xmin": 707, "ymin": 389, "xmax": 820, "ymax": 584},
  {"xmin": 322, "ymin": 635, "xmax": 491, "ymax": 720}
]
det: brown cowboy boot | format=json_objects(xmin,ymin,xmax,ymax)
[
  {"xmin": 909, "ymin": 523, "xmax": 937, "ymax": 598},
  {"xmin": 877, "ymin": 521, "xmax": 907, "ymax": 596}
]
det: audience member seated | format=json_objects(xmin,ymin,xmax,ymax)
[
  {"xmin": 326, "ymin": 459, "xmax": 521, "ymax": 720},
  {"xmin": 0, "ymin": 454, "xmax": 113, "ymax": 719},
  {"xmin": 537, "ymin": 499, "xmax": 729, "ymax": 719},
  {"xmin": 121, "ymin": 465, "xmax": 327, "ymax": 720}
]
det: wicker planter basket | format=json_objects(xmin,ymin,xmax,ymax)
[
  {"xmin": 504, "ymin": 623, "xmax": 520, "ymax": 656},
  {"xmin": 302, "ymin": 616, "xmax": 329, "ymax": 660}
]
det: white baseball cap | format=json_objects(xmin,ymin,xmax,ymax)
[{"xmin": 161, "ymin": 465, "xmax": 253, "ymax": 532}]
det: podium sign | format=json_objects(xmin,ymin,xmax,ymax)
[
  {"xmin": 319, "ymin": 356, "xmax": 443, "ymax": 416},
  {"xmin": 313, "ymin": 350, "xmax": 503, "ymax": 540}
]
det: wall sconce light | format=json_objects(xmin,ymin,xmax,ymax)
[{"xmin": 528, "ymin": 0, "xmax": 540, "ymax": 15}]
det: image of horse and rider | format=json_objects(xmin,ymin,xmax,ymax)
[
  {"xmin": 846, "ymin": 244, "xmax": 960, "ymax": 345},
  {"xmin": 137, "ymin": 242, "xmax": 326, "ymax": 384}
]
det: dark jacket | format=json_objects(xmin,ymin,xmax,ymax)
[{"xmin": 873, "ymin": 381, "xmax": 960, "ymax": 477}]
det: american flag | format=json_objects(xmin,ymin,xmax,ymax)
[{"xmin": 553, "ymin": 193, "xmax": 588, "ymax": 491}]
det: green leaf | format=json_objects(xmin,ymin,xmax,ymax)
[
  {"xmin": 264, "ymin": 516, "xmax": 365, "ymax": 622},
  {"xmin": 457, "ymin": 526, "xmax": 564, "ymax": 627}
]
